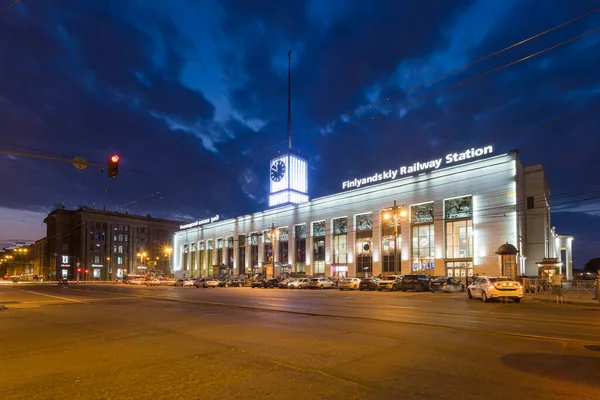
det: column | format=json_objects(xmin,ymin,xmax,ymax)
[
  {"xmin": 324, "ymin": 220, "xmax": 331, "ymax": 277},
  {"xmin": 347, "ymin": 216, "xmax": 355, "ymax": 277},
  {"xmin": 433, "ymin": 199, "xmax": 445, "ymax": 276},
  {"xmin": 372, "ymin": 212, "xmax": 382, "ymax": 277}
]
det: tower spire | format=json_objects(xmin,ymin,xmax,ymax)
[{"xmin": 287, "ymin": 50, "xmax": 292, "ymax": 150}]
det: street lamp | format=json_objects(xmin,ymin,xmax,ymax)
[
  {"xmin": 164, "ymin": 247, "xmax": 173, "ymax": 274},
  {"xmin": 136, "ymin": 251, "xmax": 148, "ymax": 274},
  {"xmin": 384, "ymin": 201, "xmax": 407, "ymax": 275},
  {"xmin": 266, "ymin": 223, "xmax": 279, "ymax": 279},
  {"xmin": 106, "ymin": 256, "xmax": 111, "ymax": 281}
]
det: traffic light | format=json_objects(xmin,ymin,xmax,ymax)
[
  {"xmin": 77, "ymin": 268, "xmax": 81, "ymax": 273},
  {"xmin": 107, "ymin": 154, "xmax": 120, "ymax": 179}
]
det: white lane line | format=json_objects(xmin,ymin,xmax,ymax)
[
  {"xmin": 400, "ymin": 299, "xmax": 433, "ymax": 303},
  {"xmin": 86, "ymin": 297, "xmax": 140, "ymax": 301},
  {"xmin": 383, "ymin": 313, "xmax": 416, "ymax": 318},
  {"xmin": 386, "ymin": 305, "xmax": 418, "ymax": 309},
  {"xmin": 11, "ymin": 288, "xmax": 86, "ymax": 304}
]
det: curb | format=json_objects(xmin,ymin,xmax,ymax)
[{"xmin": 526, "ymin": 296, "xmax": 600, "ymax": 307}]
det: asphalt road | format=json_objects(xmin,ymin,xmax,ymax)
[{"xmin": 1, "ymin": 283, "xmax": 599, "ymax": 400}]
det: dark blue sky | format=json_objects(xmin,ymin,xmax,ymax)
[{"xmin": 1, "ymin": 0, "xmax": 599, "ymax": 266}]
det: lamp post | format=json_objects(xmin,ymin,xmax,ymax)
[
  {"xmin": 384, "ymin": 201, "xmax": 407, "ymax": 275},
  {"xmin": 267, "ymin": 223, "xmax": 279, "ymax": 279},
  {"xmin": 165, "ymin": 247, "xmax": 173, "ymax": 275},
  {"xmin": 106, "ymin": 256, "xmax": 111, "ymax": 281},
  {"xmin": 136, "ymin": 251, "xmax": 148, "ymax": 275}
]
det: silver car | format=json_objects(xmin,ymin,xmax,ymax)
[
  {"xmin": 288, "ymin": 278, "xmax": 310, "ymax": 289},
  {"xmin": 308, "ymin": 277, "xmax": 334, "ymax": 289}
]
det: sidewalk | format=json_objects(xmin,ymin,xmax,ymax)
[{"xmin": 525, "ymin": 294, "xmax": 600, "ymax": 306}]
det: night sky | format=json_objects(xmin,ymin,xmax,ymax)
[{"xmin": 1, "ymin": 1, "xmax": 599, "ymax": 267}]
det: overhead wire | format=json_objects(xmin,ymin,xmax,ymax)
[
  {"xmin": 2, "ymin": 6, "xmax": 600, "ymax": 229},
  {"xmin": 245, "ymin": 6, "xmax": 600, "ymax": 158},
  {"xmin": 0, "ymin": 0, "xmax": 24, "ymax": 16}
]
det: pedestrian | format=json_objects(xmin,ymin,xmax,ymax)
[{"xmin": 550, "ymin": 272, "xmax": 564, "ymax": 304}]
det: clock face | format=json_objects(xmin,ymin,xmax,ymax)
[{"xmin": 270, "ymin": 160, "xmax": 286, "ymax": 182}]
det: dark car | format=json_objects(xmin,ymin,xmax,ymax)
[
  {"xmin": 359, "ymin": 277, "xmax": 380, "ymax": 291},
  {"xmin": 430, "ymin": 277, "xmax": 465, "ymax": 292},
  {"xmin": 224, "ymin": 279, "xmax": 245, "ymax": 287},
  {"xmin": 250, "ymin": 278, "xmax": 278, "ymax": 288},
  {"xmin": 399, "ymin": 274, "xmax": 432, "ymax": 292}
]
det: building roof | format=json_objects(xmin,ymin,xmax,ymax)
[
  {"xmin": 45, "ymin": 206, "xmax": 182, "ymax": 225},
  {"xmin": 495, "ymin": 243, "xmax": 519, "ymax": 255}
]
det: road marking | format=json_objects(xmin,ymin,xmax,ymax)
[
  {"xmin": 10, "ymin": 288, "xmax": 86, "ymax": 303},
  {"xmin": 401, "ymin": 299, "xmax": 433, "ymax": 303},
  {"xmin": 85, "ymin": 297, "xmax": 140, "ymax": 301},
  {"xmin": 383, "ymin": 313, "xmax": 415, "ymax": 318},
  {"xmin": 387, "ymin": 305, "xmax": 418, "ymax": 309}
]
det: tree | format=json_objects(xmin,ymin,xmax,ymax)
[{"xmin": 584, "ymin": 258, "xmax": 600, "ymax": 273}]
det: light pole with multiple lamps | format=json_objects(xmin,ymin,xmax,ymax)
[
  {"xmin": 383, "ymin": 201, "xmax": 408, "ymax": 275},
  {"xmin": 266, "ymin": 223, "xmax": 279, "ymax": 279},
  {"xmin": 136, "ymin": 251, "xmax": 148, "ymax": 275}
]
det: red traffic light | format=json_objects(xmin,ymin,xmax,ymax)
[
  {"xmin": 77, "ymin": 268, "xmax": 81, "ymax": 273},
  {"xmin": 85, "ymin": 269, "xmax": 89, "ymax": 274},
  {"xmin": 107, "ymin": 154, "xmax": 120, "ymax": 179}
]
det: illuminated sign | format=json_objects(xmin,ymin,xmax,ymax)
[
  {"xmin": 60, "ymin": 255, "xmax": 70, "ymax": 267},
  {"xmin": 180, "ymin": 215, "xmax": 220, "ymax": 230},
  {"xmin": 342, "ymin": 145, "xmax": 493, "ymax": 190}
]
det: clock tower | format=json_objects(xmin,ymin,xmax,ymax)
[
  {"xmin": 268, "ymin": 51, "xmax": 309, "ymax": 207},
  {"xmin": 269, "ymin": 150, "xmax": 309, "ymax": 207}
]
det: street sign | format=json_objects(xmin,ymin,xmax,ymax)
[
  {"xmin": 72, "ymin": 157, "xmax": 88, "ymax": 170},
  {"xmin": 76, "ymin": 262, "xmax": 81, "ymax": 267}
]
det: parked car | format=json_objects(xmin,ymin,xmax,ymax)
[
  {"xmin": 430, "ymin": 277, "xmax": 465, "ymax": 292},
  {"xmin": 467, "ymin": 276, "xmax": 523, "ymax": 303},
  {"xmin": 359, "ymin": 277, "xmax": 380, "ymax": 291},
  {"xmin": 377, "ymin": 275, "xmax": 403, "ymax": 291},
  {"xmin": 145, "ymin": 278, "xmax": 161, "ymax": 286},
  {"xmin": 288, "ymin": 277, "xmax": 310, "ymax": 289},
  {"xmin": 399, "ymin": 274, "xmax": 431, "ymax": 292},
  {"xmin": 194, "ymin": 277, "xmax": 209, "ymax": 288},
  {"xmin": 224, "ymin": 279, "xmax": 245, "ymax": 287},
  {"xmin": 251, "ymin": 278, "xmax": 278, "ymax": 288},
  {"xmin": 202, "ymin": 279, "xmax": 222, "ymax": 288},
  {"xmin": 278, "ymin": 278, "xmax": 294, "ymax": 288},
  {"xmin": 338, "ymin": 277, "xmax": 362, "ymax": 291},
  {"xmin": 308, "ymin": 277, "xmax": 334, "ymax": 289},
  {"xmin": 174, "ymin": 278, "xmax": 197, "ymax": 287}
]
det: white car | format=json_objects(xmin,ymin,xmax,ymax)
[
  {"xmin": 308, "ymin": 277, "xmax": 334, "ymax": 289},
  {"xmin": 203, "ymin": 279, "xmax": 222, "ymax": 288},
  {"xmin": 338, "ymin": 277, "xmax": 361, "ymax": 291},
  {"xmin": 467, "ymin": 276, "xmax": 523, "ymax": 303}
]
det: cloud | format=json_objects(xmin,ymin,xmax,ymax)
[
  {"xmin": 0, "ymin": 208, "xmax": 47, "ymax": 246},
  {"xmin": 2, "ymin": 0, "xmax": 600, "ymax": 267}
]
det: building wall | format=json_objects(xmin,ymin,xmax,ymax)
[
  {"xmin": 175, "ymin": 153, "xmax": 525, "ymax": 279},
  {"xmin": 524, "ymin": 164, "xmax": 552, "ymax": 274},
  {"xmin": 43, "ymin": 207, "xmax": 181, "ymax": 280},
  {"xmin": 554, "ymin": 234, "xmax": 574, "ymax": 280}
]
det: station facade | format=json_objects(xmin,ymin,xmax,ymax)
[{"xmin": 173, "ymin": 147, "xmax": 571, "ymax": 280}]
